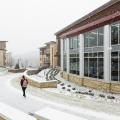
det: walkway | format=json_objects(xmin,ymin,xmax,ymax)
[{"xmin": 0, "ymin": 72, "xmax": 120, "ymax": 120}]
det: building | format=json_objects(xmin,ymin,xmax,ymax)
[
  {"xmin": 55, "ymin": 0, "xmax": 120, "ymax": 93},
  {"xmin": 0, "ymin": 41, "xmax": 7, "ymax": 67},
  {"xmin": 40, "ymin": 46, "xmax": 47, "ymax": 67},
  {"xmin": 49, "ymin": 41, "xmax": 58, "ymax": 68},
  {"xmin": 6, "ymin": 52, "xmax": 12, "ymax": 67},
  {"xmin": 39, "ymin": 41, "xmax": 58, "ymax": 68}
]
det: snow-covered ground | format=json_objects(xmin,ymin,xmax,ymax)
[
  {"xmin": 30, "ymin": 68, "xmax": 120, "ymax": 104},
  {"xmin": 30, "ymin": 68, "xmax": 50, "ymax": 82},
  {"xmin": 0, "ymin": 67, "xmax": 8, "ymax": 75},
  {"xmin": 0, "ymin": 70, "xmax": 120, "ymax": 119}
]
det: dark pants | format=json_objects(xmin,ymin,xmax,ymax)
[{"xmin": 22, "ymin": 87, "xmax": 27, "ymax": 97}]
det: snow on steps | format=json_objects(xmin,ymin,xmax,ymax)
[{"xmin": 0, "ymin": 102, "xmax": 36, "ymax": 120}]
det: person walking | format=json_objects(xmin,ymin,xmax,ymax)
[{"xmin": 20, "ymin": 75, "xmax": 28, "ymax": 97}]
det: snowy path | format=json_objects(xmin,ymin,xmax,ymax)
[{"xmin": 0, "ymin": 73, "xmax": 120, "ymax": 120}]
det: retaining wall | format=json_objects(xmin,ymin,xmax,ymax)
[
  {"xmin": 61, "ymin": 71, "xmax": 120, "ymax": 93},
  {"xmin": 24, "ymin": 70, "xmax": 57, "ymax": 88}
]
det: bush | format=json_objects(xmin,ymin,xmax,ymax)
[
  {"xmin": 15, "ymin": 63, "xmax": 19, "ymax": 69},
  {"xmin": 107, "ymin": 95, "xmax": 115, "ymax": 99},
  {"xmin": 99, "ymin": 94, "xmax": 105, "ymax": 98}
]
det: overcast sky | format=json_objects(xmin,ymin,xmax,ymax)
[{"xmin": 0, "ymin": 0, "xmax": 109, "ymax": 56}]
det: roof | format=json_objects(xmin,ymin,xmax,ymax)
[
  {"xmin": 55, "ymin": 0, "xmax": 119, "ymax": 36},
  {"xmin": 45, "ymin": 41, "xmax": 56, "ymax": 45},
  {"xmin": 39, "ymin": 46, "xmax": 46, "ymax": 50},
  {"xmin": 0, "ymin": 41, "xmax": 8, "ymax": 42}
]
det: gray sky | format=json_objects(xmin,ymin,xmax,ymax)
[{"xmin": 0, "ymin": 0, "xmax": 109, "ymax": 56}]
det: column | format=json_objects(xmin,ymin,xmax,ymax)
[
  {"xmin": 66, "ymin": 38, "xmax": 70, "ymax": 73},
  {"xmin": 60, "ymin": 39, "xmax": 63, "ymax": 71},
  {"xmin": 104, "ymin": 25, "xmax": 111, "ymax": 83},
  {"xmin": 79, "ymin": 34, "xmax": 84, "ymax": 77}
]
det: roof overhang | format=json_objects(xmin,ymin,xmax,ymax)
[{"xmin": 59, "ymin": 11, "xmax": 120, "ymax": 38}]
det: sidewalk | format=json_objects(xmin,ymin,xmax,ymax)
[{"xmin": 11, "ymin": 73, "xmax": 120, "ymax": 117}]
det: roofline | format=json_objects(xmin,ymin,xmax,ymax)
[
  {"xmin": 55, "ymin": 0, "xmax": 119, "ymax": 36},
  {"xmin": 45, "ymin": 41, "xmax": 56, "ymax": 45},
  {"xmin": 0, "ymin": 41, "xmax": 8, "ymax": 42},
  {"xmin": 39, "ymin": 46, "xmax": 46, "ymax": 49}
]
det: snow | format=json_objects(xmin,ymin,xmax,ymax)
[
  {"xmin": 32, "ymin": 69, "xmax": 120, "ymax": 104},
  {"xmin": 0, "ymin": 67, "xmax": 8, "ymax": 75},
  {"xmin": 0, "ymin": 69, "xmax": 119, "ymax": 120},
  {"xmin": 0, "ymin": 102, "xmax": 36, "ymax": 120},
  {"xmin": 29, "ymin": 68, "xmax": 57, "ymax": 83},
  {"xmin": 35, "ymin": 107, "xmax": 86, "ymax": 120}
]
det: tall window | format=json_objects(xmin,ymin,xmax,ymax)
[
  {"xmin": 63, "ymin": 54, "xmax": 67, "ymax": 71},
  {"xmin": 111, "ymin": 21, "xmax": 120, "ymax": 82},
  {"xmin": 111, "ymin": 21, "xmax": 120, "ymax": 45},
  {"xmin": 63, "ymin": 38, "xmax": 67, "ymax": 71},
  {"xmin": 84, "ymin": 27, "xmax": 104, "ymax": 47},
  {"xmin": 69, "ymin": 36, "xmax": 79, "ymax": 49},
  {"xmin": 84, "ymin": 52, "xmax": 104, "ymax": 79},
  {"xmin": 70, "ymin": 54, "xmax": 79, "ymax": 75},
  {"xmin": 69, "ymin": 36, "xmax": 80, "ymax": 75}
]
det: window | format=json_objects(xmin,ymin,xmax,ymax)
[
  {"xmin": 69, "ymin": 36, "xmax": 79, "ymax": 49},
  {"xmin": 63, "ymin": 54, "xmax": 67, "ymax": 71},
  {"xmin": 84, "ymin": 52, "xmax": 104, "ymax": 79},
  {"xmin": 111, "ymin": 26, "xmax": 119, "ymax": 45},
  {"xmin": 111, "ymin": 52, "xmax": 119, "ymax": 81},
  {"xmin": 70, "ymin": 54, "xmax": 79, "ymax": 75},
  {"xmin": 111, "ymin": 21, "xmax": 120, "ymax": 45},
  {"xmin": 84, "ymin": 27, "xmax": 104, "ymax": 47}
]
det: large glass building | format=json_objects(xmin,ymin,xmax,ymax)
[{"xmin": 55, "ymin": 0, "xmax": 120, "ymax": 92}]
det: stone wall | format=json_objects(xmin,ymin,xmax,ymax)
[
  {"xmin": 24, "ymin": 70, "xmax": 57, "ymax": 88},
  {"xmin": 8, "ymin": 69, "xmax": 26, "ymax": 73},
  {"xmin": 61, "ymin": 71, "xmax": 120, "ymax": 93},
  {"xmin": 69, "ymin": 73, "xmax": 83, "ymax": 86}
]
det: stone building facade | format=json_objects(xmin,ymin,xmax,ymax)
[
  {"xmin": 39, "ymin": 41, "xmax": 58, "ymax": 68},
  {"xmin": 0, "ymin": 41, "xmax": 7, "ymax": 67}
]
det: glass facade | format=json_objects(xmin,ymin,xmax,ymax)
[
  {"xmin": 111, "ymin": 21, "xmax": 120, "ymax": 82},
  {"xmin": 61, "ymin": 20, "xmax": 120, "ymax": 83},
  {"xmin": 69, "ymin": 36, "xmax": 79, "ymax": 75}
]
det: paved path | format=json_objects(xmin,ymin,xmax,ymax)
[{"xmin": 0, "ymin": 73, "xmax": 120, "ymax": 120}]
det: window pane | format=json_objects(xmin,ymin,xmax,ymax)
[
  {"xmin": 89, "ymin": 58, "xmax": 94, "ymax": 77},
  {"xmin": 63, "ymin": 55, "xmax": 67, "ymax": 71},
  {"xmin": 111, "ymin": 52, "xmax": 118, "ymax": 58},
  {"xmin": 98, "ymin": 58, "xmax": 104, "ymax": 79},
  {"xmin": 84, "ymin": 53, "xmax": 88, "ymax": 57},
  {"xmin": 111, "ymin": 57, "xmax": 118, "ymax": 81},
  {"xmin": 84, "ymin": 34, "xmax": 89, "ymax": 47},
  {"xmin": 98, "ymin": 34, "xmax": 103, "ymax": 46},
  {"xmin": 70, "ymin": 54, "xmax": 79, "ymax": 75},
  {"xmin": 98, "ymin": 52, "xmax": 103, "ymax": 57},
  {"xmin": 89, "ymin": 32, "xmax": 97, "ymax": 47},
  {"xmin": 84, "ymin": 58, "xmax": 88, "ymax": 77},
  {"xmin": 111, "ymin": 25, "xmax": 119, "ymax": 45}
]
